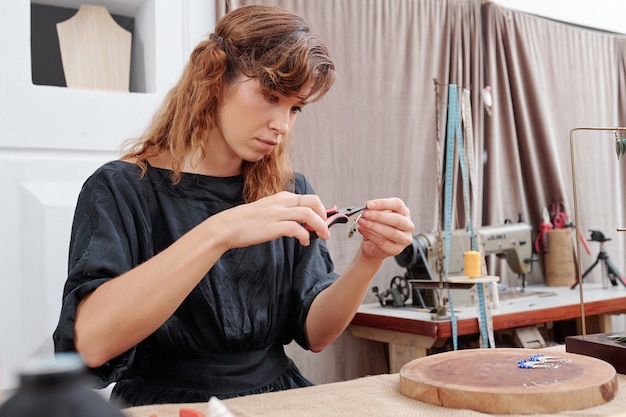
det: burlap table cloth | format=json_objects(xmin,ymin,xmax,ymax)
[{"xmin": 123, "ymin": 346, "xmax": 626, "ymax": 417}]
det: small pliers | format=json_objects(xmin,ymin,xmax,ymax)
[{"xmin": 306, "ymin": 205, "xmax": 366, "ymax": 240}]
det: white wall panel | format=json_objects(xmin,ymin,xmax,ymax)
[
  {"xmin": 0, "ymin": 0, "xmax": 214, "ymax": 391},
  {"xmin": 1, "ymin": 153, "xmax": 116, "ymax": 389},
  {"xmin": 19, "ymin": 180, "xmax": 85, "ymax": 344}
]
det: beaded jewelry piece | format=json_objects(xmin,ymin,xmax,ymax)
[
  {"xmin": 517, "ymin": 359, "xmax": 560, "ymax": 369},
  {"xmin": 517, "ymin": 354, "xmax": 571, "ymax": 369},
  {"xmin": 348, "ymin": 211, "xmax": 364, "ymax": 238}
]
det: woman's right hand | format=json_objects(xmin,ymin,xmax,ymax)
[{"xmin": 211, "ymin": 191, "xmax": 332, "ymax": 249}]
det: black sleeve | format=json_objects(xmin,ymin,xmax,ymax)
[
  {"xmin": 53, "ymin": 164, "xmax": 151, "ymax": 387},
  {"xmin": 285, "ymin": 173, "xmax": 339, "ymax": 349}
]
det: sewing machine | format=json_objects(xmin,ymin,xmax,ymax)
[
  {"xmin": 396, "ymin": 221, "xmax": 534, "ymax": 277},
  {"xmin": 373, "ymin": 222, "xmax": 534, "ymax": 308}
]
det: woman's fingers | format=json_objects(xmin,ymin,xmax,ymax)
[
  {"xmin": 216, "ymin": 192, "xmax": 330, "ymax": 249},
  {"xmin": 357, "ymin": 198, "xmax": 414, "ymax": 258}
]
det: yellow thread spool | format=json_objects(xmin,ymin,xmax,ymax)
[{"xmin": 464, "ymin": 250, "xmax": 481, "ymax": 278}]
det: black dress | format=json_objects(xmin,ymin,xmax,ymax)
[{"xmin": 53, "ymin": 161, "xmax": 338, "ymax": 407}]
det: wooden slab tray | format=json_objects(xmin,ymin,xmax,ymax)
[{"xmin": 399, "ymin": 348, "xmax": 617, "ymax": 414}]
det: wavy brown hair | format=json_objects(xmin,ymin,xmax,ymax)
[{"xmin": 121, "ymin": 4, "xmax": 335, "ymax": 202}]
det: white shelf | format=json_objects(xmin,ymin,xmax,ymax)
[
  {"xmin": 32, "ymin": 0, "xmax": 147, "ymax": 17},
  {"xmin": 0, "ymin": 0, "xmax": 215, "ymax": 151}
]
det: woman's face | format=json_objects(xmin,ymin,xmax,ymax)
[{"xmin": 215, "ymin": 77, "xmax": 307, "ymax": 163}]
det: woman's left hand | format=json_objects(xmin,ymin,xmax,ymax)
[
  {"xmin": 303, "ymin": 197, "xmax": 414, "ymax": 352},
  {"xmin": 355, "ymin": 198, "xmax": 414, "ymax": 261}
]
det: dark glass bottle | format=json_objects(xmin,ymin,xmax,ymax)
[{"xmin": 0, "ymin": 353, "xmax": 125, "ymax": 417}]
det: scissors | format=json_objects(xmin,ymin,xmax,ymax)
[
  {"xmin": 548, "ymin": 201, "xmax": 567, "ymax": 229},
  {"xmin": 534, "ymin": 207, "xmax": 553, "ymax": 253},
  {"xmin": 306, "ymin": 205, "xmax": 366, "ymax": 240}
]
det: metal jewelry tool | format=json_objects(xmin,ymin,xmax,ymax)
[{"xmin": 307, "ymin": 205, "xmax": 366, "ymax": 240}]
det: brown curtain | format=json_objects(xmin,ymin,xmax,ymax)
[
  {"xmin": 483, "ymin": 3, "xmax": 626, "ymax": 284},
  {"xmin": 213, "ymin": 0, "xmax": 626, "ymax": 382},
  {"xmin": 215, "ymin": 0, "xmax": 485, "ymax": 290}
]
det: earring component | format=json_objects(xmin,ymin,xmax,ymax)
[
  {"xmin": 615, "ymin": 130, "xmax": 626, "ymax": 160},
  {"xmin": 348, "ymin": 211, "xmax": 364, "ymax": 239},
  {"xmin": 518, "ymin": 359, "xmax": 560, "ymax": 369},
  {"xmin": 517, "ymin": 354, "xmax": 571, "ymax": 369},
  {"xmin": 529, "ymin": 354, "xmax": 571, "ymax": 363}
]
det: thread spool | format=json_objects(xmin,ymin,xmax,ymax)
[{"xmin": 464, "ymin": 251, "xmax": 482, "ymax": 278}]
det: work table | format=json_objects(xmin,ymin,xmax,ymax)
[
  {"xmin": 350, "ymin": 283, "xmax": 626, "ymax": 372},
  {"xmin": 122, "ymin": 347, "xmax": 626, "ymax": 417}
]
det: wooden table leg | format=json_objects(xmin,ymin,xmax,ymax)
[
  {"xmin": 577, "ymin": 313, "xmax": 615, "ymax": 334},
  {"xmin": 349, "ymin": 325, "xmax": 439, "ymax": 373},
  {"xmin": 388, "ymin": 343, "xmax": 428, "ymax": 373}
]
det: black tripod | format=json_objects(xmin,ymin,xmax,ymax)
[{"xmin": 571, "ymin": 230, "xmax": 626, "ymax": 289}]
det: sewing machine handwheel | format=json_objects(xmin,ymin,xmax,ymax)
[{"xmin": 390, "ymin": 276, "xmax": 410, "ymax": 302}]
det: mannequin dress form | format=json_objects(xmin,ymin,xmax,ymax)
[{"xmin": 56, "ymin": 4, "xmax": 132, "ymax": 92}]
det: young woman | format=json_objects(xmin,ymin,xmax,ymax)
[{"xmin": 53, "ymin": 4, "xmax": 414, "ymax": 407}]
